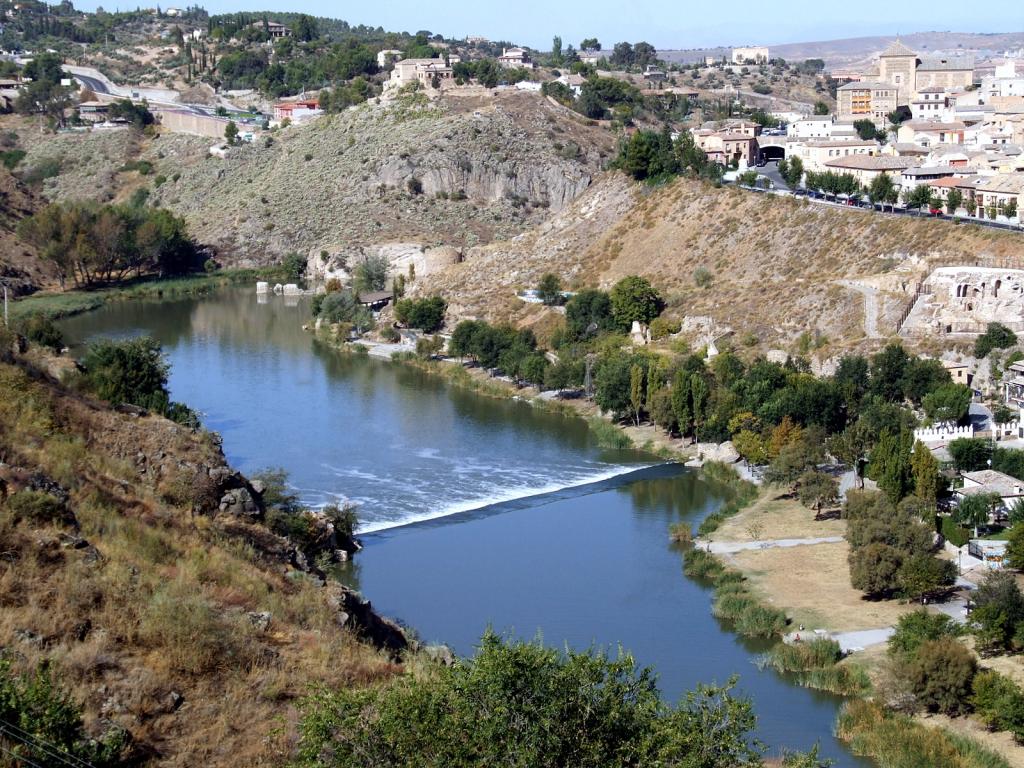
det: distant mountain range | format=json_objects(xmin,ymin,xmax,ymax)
[{"xmin": 658, "ymin": 31, "xmax": 1024, "ymax": 69}]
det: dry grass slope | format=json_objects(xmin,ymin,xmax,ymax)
[
  {"xmin": 424, "ymin": 176, "xmax": 1024, "ymax": 351},
  {"xmin": 0, "ymin": 352, "xmax": 398, "ymax": 766}
]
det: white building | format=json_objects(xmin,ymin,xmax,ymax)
[
  {"xmin": 497, "ymin": 47, "xmax": 534, "ymax": 69},
  {"xmin": 377, "ymin": 49, "xmax": 404, "ymax": 68},
  {"xmin": 787, "ymin": 117, "xmax": 834, "ymax": 139},
  {"xmin": 732, "ymin": 46, "xmax": 769, "ymax": 65}
]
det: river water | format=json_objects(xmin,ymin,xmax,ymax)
[{"xmin": 59, "ymin": 287, "xmax": 869, "ymax": 766}]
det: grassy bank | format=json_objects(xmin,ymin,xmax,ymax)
[
  {"xmin": 10, "ymin": 267, "xmax": 287, "ymax": 321},
  {"xmin": 682, "ymin": 548, "xmax": 789, "ymax": 638},
  {"xmin": 837, "ymin": 700, "xmax": 1011, "ymax": 768},
  {"xmin": 762, "ymin": 637, "xmax": 871, "ymax": 697}
]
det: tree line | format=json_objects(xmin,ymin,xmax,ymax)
[{"xmin": 17, "ymin": 202, "xmax": 201, "ymax": 288}]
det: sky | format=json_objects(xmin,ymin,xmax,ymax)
[{"xmin": 80, "ymin": 0, "xmax": 1024, "ymax": 50}]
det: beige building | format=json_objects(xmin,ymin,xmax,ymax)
[
  {"xmin": 793, "ymin": 139, "xmax": 879, "ymax": 172},
  {"xmin": 875, "ymin": 39, "xmax": 974, "ymax": 106},
  {"xmin": 692, "ymin": 130, "xmax": 758, "ymax": 167},
  {"xmin": 389, "ymin": 59, "xmax": 454, "ymax": 87},
  {"xmin": 836, "ymin": 81, "xmax": 897, "ymax": 126},
  {"xmin": 732, "ymin": 46, "xmax": 769, "ymax": 65},
  {"xmin": 896, "ymin": 120, "xmax": 966, "ymax": 147},
  {"xmin": 822, "ymin": 154, "xmax": 918, "ymax": 186},
  {"xmin": 973, "ymin": 174, "xmax": 1024, "ymax": 218}
]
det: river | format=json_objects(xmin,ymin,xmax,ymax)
[{"xmin": 59, "ymin": 287, "xmax": 869, "ymax": 766}]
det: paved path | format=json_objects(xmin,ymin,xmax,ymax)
[
  {"xmin": 828, "ymin": 627, "xmax": 895, "ymax": 652},
  {"xmin": 703, "ymin": 536, "xmax": 844, "ymax": 554},
  {"xmin": 838, "ymin": 281, "xmax": 881, "ymax": 338}
]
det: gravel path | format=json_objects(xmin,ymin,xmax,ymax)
[{"xmin": 703, "ymin": 536, "xmax": 844, "ymax": 554}]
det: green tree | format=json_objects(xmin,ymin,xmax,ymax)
[
  {"xmin": 946, "ymin": 188, "xmax": 963, "ymax": 214},
  {"xmin": 415, "ymin": 334, "xmax": 443, "ymax": 359},
  {"xmin": 868, "ymin": 428, "xmax": 913, "ymax": 503},
  {"xmin": 867, "ymin": 172, "xmax": 898, "ymax": 205},
  {"xmin": 975, "ymin": 322, "xmax": 1018, "ymax": 359},
  {"xmin": 520, "ymin": 354, "xmax": 550, "ymax": 389},
  {"xmin": 888, "ymin": 609, "xmax": 961, "ymax": 659},
  {"xmin": 853, "ymin": 119, "xmax": 877, "ymax": 140},
  {"xmin": 906, "ymin": 637, "xmax": 977, "ymax": 715},
  {"xmin": 973, "ymin": 569, "xmax": 1024, "ymax": 652},
  {"xmin": 629, "ymin": 363, "xmax": 645, "ymax": 426},
  {"xmin": 1006, "ymin": 523, "xmax": 1024, "ymax": 571},
  {"xmin": 536, "ymin": 273, "xmax": 565, "ymax": 306},
  {"xmin": 955, "ymin": 493, "xmax": 998, "ymax": 537},
  {"xmin": 813, "ymin": 101, "xmax": 829, "ymax": 115},
  {"xmin": 224, "ymin": 119, "xmax": 239, "ymax": 144},
  {"xmin": 672, "ymin": 369, "xmax": 693, "ymax": 438},
  {"xmin": 282, "ymin": 252, "xmax": 306, "ymax": 281},
  {"xmin": 295, "ymin": 632, "xmax": 764, "ymax": 768},
  {"xmin": 897, "ymin": 553, "xmax": 956, "ymax": 600},
  {"xmin": 580, "ymin": 38, "xmax": 601, "ymax": 51},
  {"xmin": 564, "ymin": 288, "xmax": 615, "ymax": 341},
  {"xmin": 910, "ymin": 441, "xmax": 941, "ymax": 503},
  {"xmin": 948, "ymin": 437, "xmax": 993, "ymax": 472},
  {"xmin": 353, "ymin": 254, "xmax": 388, "ymax": 292},
  {"xmin": 921, "ymin": 383, "xmax": 971, "ymax": 425},
  {"xmin": 394, "ymin": 296, "xmax": 447, "ymax": 332},
  {"xmin": 797, "ymin": 470, "xmax": 838, "ymax": 516},
  {"xmin": 551, "ymin": 35, "xmax": 563, "ymax": 64},
  {"xmin": 609, "ymin": 275, "xmax": 664, "ymax": 330},
  {"xmin": 780, "ymin": 155, "xmax": 804, "ymax": 187},
  {"xmin": 849, "ymin": 542, "xmax": 904, "ymax": 598}
]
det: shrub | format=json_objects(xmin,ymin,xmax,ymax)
[
  {"xmin": 942, "ymin": 515, "xmax": 970, "ymax": 547},
  {"xmin": 18, "ymin": 313, "xmax": 64, "ymax": 352},
  {"xmin": 406, "ymin": 176, "xmax": 423, "ymax": 195},
  {"xmin": 394, "ymin": 296, "xmax": 447, "ymax": 332},
  {"xmin": 682, "ymin": 548, "xmax": 725, "ymax": 580},
  {"xmin": 282, "ymin": 252, "xmax": 306, "ymax": 281},
  {"xmin": 80, "ymin": 337, "xmax": 171, "ymax": 413},
  {"xmin": 733, "ymin": 604, "xmax": 788, "ymax": 637},
  {"xmin": 4, "ymin": 490, "xmax": 67, "ymax": 525},
  {"xmin": 849, "ymin": 542, "xmax": 903, "ymax": 598},
  {"xmin": 609, "ymin": 275, "xmax": 664, "ymax": 329},
  {"xmin": 0, "ymin": 148, "xmax": 26, "ymax": 169},
  {"xmin": 906, "ymin": 637, "xmax": 976, "ymax": 715},
  {"xmin": 975, "ymin": 322, "xmax": 1017, "ymax": 359},
  {"xmin": 649, "ymin": 316, "xmax": 681, "ymax": 340},
  {"xmin": 21, "ymin": 156, "xmax": 62, "ymax": 185},
  {"xmin": 380, "ymin": 325, "xmax": 401, "ymax": 343},
  {"xmin": 0, "ymin": 659, "xmax": 127, "ymax": 766},
  {"xmin": 888, "ymin": 609, "xmax": 961, "ymax": 659},
  {"xmin": 972, "ymin": 671, "xmax": 1024, "ymax": 741},
  {"xmin": 295, "ymin": 631, "xmax": 765, "ymax": 768}
]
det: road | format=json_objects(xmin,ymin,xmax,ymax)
[{"xmin": 758, "ymin": 159, "xmax": 789, "ymax": 191}]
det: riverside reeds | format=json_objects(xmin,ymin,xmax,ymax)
[
  {"xmin": 836, "ymin": 699, "xmax": 1010, "ymax": 768},
  {"xmin": 682, "ymin": 548, "xmax": 788, "ymax": 638}
]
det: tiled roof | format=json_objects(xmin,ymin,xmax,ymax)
[
  {"xmin": 918, "ymin": 55, "xmax": 975, "ymax": 72},
  {"xmin": 824, "ymin": 155, "xmax": 917, "ymax": 170},
  {"xmin": 880, "ymin": 39, "xmax": 917, "ymax": 57},
  {"xmin": 837, "ymin": 80, "xmax": 894, "ymax": 91}
]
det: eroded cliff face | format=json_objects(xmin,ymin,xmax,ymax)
[{"xmin": 148, "ymin": 89, "xmax": 614, "ymax": 264}]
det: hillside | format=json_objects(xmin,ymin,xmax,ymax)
[
  {"xmin": 0, "ymin": 340, "xmax": 404, "ymax": 766},
  {"xmin": 771, "ymin": 31, "xmax": 1024, "ymax": 68},
  {"xmin": 0, "ymin": 165, "xmax": 54, "ymax": 295},
  {"xmin": 14, "ymin": 89, "xmax": 614, "ymax": 264},
  {"xmin": 420, "ymin": 175, "xmax": 1024, "ymax": 354}
]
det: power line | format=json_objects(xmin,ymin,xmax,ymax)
[
  {"xmin": 0, "ymin": 739, "xmax": 47, "ymax": 768},
  {"xmin": 0, "ymin": 719, "xmax": 95, "ymax": 768}
]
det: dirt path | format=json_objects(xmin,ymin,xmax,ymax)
[
  {"xmin": 702, "ymin": 536, "xmax": 844, "ymax": 553},
  {"xmin": 839, "ymin": 280, "xmax": 881, "ymax": 338}
]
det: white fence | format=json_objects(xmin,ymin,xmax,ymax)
[{"xmin": 913, "ymin": 424, "xmax": 975, "ymax": 443}]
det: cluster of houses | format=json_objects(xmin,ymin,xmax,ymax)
[{"xmin": 692, "ymin": 41, "xmax": 1024, "ymax": 222}]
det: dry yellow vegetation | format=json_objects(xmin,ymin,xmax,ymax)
[{"xmin": 424, "ymin": 175, "xmax": 1024, "ymax": 351}]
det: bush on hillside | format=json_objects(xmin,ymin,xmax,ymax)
[
  {"xmin": 905, "ymin": 637, "xmax": 976, "ymax": 715},
  {"xmin": 295, "ymin": 631, "xmax": 768, "ymax": 768}
]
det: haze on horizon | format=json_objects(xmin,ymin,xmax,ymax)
[{"xmin": 73, "ymin": 0, "xmax": 1024, "ymax": 51}]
